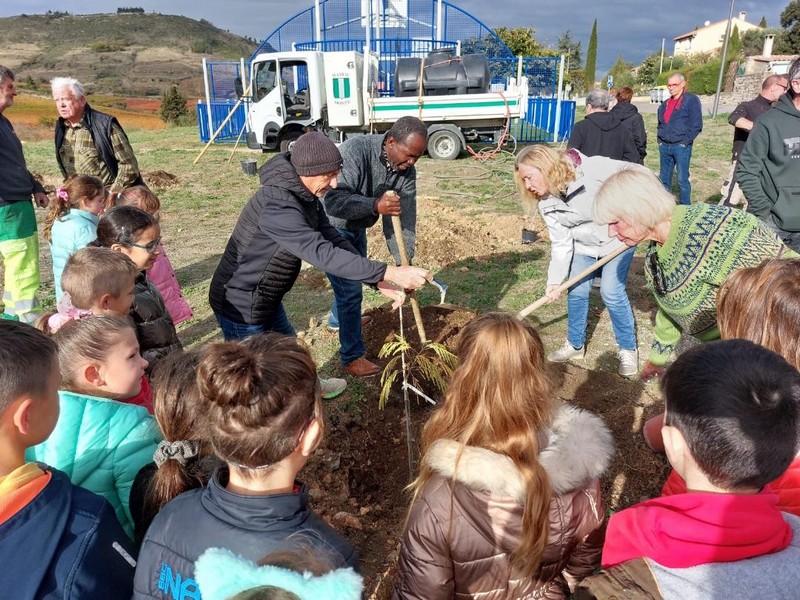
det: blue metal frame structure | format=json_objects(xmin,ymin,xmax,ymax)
[{"xmin": 198, "ymin": 0, "xmax": 574, "ymax": 143}]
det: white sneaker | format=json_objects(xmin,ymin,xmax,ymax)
[
  {"xmin": 618, "ymin": 349, "xmax": 639, "ymax": 377},
  {"xmin": 320, "ymin": 377, "xmax": 347, "ymax": 399},
  {"xmin": 549, "ymin": 341, "xmax": 585, "ymax": 362}
]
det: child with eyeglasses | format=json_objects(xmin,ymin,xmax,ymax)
[
  {"xmin": 91, "ymin": 205, "xmax": 182, "ymax": 374},
  {"xmin": 116, "ymin": 186, "xmax": 194, "ymax": 326}
]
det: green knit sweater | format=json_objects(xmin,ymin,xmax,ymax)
[{"xmin": 646, "ymin": 204, "xmax": 797, "ymax": 366}]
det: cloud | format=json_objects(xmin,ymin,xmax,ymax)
[{"xmin": 0, "ymin": 0, "xmax": 787, "ymax": 75}]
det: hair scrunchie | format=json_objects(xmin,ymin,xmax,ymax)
[
  {"xmin": 153, "ymin": 440, "xmax": 200, "ymax": 467},
  {"xmin": 47, "ymin": 291, "xmax": 93, "ymax": 333},
  {"xmin": 56, "ymin": 187, "xmax": 70, "ymax": 203}
]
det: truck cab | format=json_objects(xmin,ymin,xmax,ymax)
[{"xmin": 245, "ymin": 51, "xmax": 326, "ymax": 152}]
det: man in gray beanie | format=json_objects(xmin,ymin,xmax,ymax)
[{"xmin": 209, "ymin": 132, "xmax": 429, "ymax": 395}]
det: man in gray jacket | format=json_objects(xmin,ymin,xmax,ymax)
[{"xmin": 324, "ymin": 117, "xmax": 427, "ymax": 377}]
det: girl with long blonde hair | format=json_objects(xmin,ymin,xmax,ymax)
[{"xmin": 394, "ymin": 313, "xmax": 613, "ymax": 599}]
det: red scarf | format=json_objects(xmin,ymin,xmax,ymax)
[
  {"xmin": 602, "ymin": 490, "xmax": 792, "ymax": 568},
  {"xmin": 663, "ymin": 94, "xmax": 684, "ymax": 123}
]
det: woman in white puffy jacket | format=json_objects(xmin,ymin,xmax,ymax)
[{"xmin": 514, "ymin": 146, "xmax": 646, "ymax": 377}]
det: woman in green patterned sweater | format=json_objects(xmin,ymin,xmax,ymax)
[{"xmin": 593, "ymin": 168, "xmax": 796, "ymax": 383}]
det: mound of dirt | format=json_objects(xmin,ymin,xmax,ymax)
[{"xmin": 143, "ymin": 170, "xmax": 179, "ymax": 189}]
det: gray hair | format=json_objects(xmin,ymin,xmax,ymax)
[
  {"xmin": 0, "ymin": 65, "xmax": 14, "ymax": 85},
  {"xmin": 585, "ymin": 88, "xmax": 609, "ymax": 110},
  {"xmin": 593, "ymin": 167, "xmax": 676, "ymax": 229},
  {"xmin": 668, "ymin": 72, "xmax": 686, "ymax": 83},
  {"xmin": 51, "ymin": 76, "xmax": 85, "ymax": 99},
  {"xmin": 787, "ymin": 58, "xmax": 800, "ymax": 85}
]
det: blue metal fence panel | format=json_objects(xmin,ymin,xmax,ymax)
[
  {"xmin": 197, "ymin": 101, "xmax": 247, "ymax": 143},
  {"xmin": 515, "ymin": 98, "xmax": 576, "ymax": 143}
]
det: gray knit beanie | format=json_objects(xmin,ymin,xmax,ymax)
[{"xmin": 290, "ymin": 132, "xmax": 343, "ymax": 176}]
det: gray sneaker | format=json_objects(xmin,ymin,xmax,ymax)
[
  {"xmin": 549, "ymin": 341, "xmax": 585, "ymax": 363},
  {"xmin": 320, "ymin": 377, "xmax": 347, "ymax": 399},
  {"xmin": 618, "ymin": 349, "xmax": 639, "ymax": 377}
]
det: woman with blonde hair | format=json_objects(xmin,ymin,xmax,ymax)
[
  {"xmin": 515, "ymin": 145, "xmax": 642, "ymax": 376},
  {"xmin": 393, "ymin": 312, "xmax": 613, "ymax": 599},
  {"xmin": 593, "ymin": 167, "xmax": 796, "ymax": 382}
]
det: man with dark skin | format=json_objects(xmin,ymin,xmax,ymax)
[{"xmin": 324, "ymin": 116, "xmax": 428, "ymax": 377}]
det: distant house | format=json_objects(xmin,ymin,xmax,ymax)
[{"xmin": 673, "ymin": 11, "xmax": 761, "ymax": 56}]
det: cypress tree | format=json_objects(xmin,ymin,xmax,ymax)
[
  {"xmin": 585, "ymin": 19, "xmax": 597, "ymax": 87},
  {"xmin": 759, "ymin": 16, "xmax": 767, "ymax": 28}
]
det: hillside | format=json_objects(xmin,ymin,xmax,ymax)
[{"xmin": 0, "ymin": 12, "xmax": 258, "ymax": 97}]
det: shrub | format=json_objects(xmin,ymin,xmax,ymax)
[{"xmin": 160, "ymin": 85, "xmax": 189, "ymax": 125}]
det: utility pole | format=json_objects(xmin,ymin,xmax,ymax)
[
  {"xmin": 659, "ymin": 38, "xmax": 665, "ymax": 74},
  {"xmin": 713, "ymin": 0, "xmax": 736, "ymax": 118}
]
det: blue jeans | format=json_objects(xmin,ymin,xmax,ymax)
[
  {"xmin": 566, "ymin": 247, "xmax": 637, "ymax": 351},
  {"xmin": 327, "ymin": 228, "xmax": 367, "ymax": 366},
  {"xmin": 214, "ymin": 305, "xmax": 295, "ymax": 341},
  {"xmin": 659, "ymin": 142, "xmax": 693, "ymax": 205}
]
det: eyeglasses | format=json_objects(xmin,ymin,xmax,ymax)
[
  {"xmin": 129, "ymin": 237, "xmax": 161, "ymax": 253},
  {"xmin": 666, "ymin": 83, "xmax": 682, "ymax": 88},
  {"xmin": 775, "ymin": 82, "xmax": 789, "ymax": 91},
  {"xmin": 648, "ymin": 246, "xmax": 668, "ymax": 296}
]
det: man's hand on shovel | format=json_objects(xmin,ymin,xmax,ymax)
[{"xmin": 385, "ymin": 265, "xmax": 430, "ymax": 290}]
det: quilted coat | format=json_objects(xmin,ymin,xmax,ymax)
[
  {"xmin": 393, "ymin": 404, "xmax": 613, "ymax": 600},
  {"xmin": 50, "ymin": 208, "xmax": 99, "ymax": 301},
  {"xmin": 148, "ymin": 246, "xmax": 193, "ymax": 325},
  {"xmin": 25, "ymin": 389, "xmax": 162, "ymax": 538}
]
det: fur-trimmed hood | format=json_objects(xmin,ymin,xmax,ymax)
[{"xmin": 424, "ymin": 404, "xmax": 613, "ymax": 502}]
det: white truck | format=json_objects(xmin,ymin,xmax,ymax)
[{"xmin": 240, "ymin": 48, "xmax": 528, "ymax": 159}]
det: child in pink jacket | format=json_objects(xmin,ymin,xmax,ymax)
[{"xmin": 116, "ymin": 186, "xmax": 193, "ymax": 325}]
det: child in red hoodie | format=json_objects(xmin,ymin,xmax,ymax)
[
  {"xmin": 577, "ymin": 339, "xmax": 800, "ymax": 599},
  {"xmin": 659, "ymin": 259, "xmax": 800, "ymax": 515}
]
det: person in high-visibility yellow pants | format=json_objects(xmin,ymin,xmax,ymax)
[{"xmin": 0, "ymin": 65, "xmax": 49, "ymax": 323}]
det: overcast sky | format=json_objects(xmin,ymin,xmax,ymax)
[{"xmin": 1, "ymin": 0, "xmax": 787, "ymax": 73}]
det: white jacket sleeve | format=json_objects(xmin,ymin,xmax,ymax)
[{"xmin": 539, "ymin": 200, "xmax": 575, "ymax": 286}]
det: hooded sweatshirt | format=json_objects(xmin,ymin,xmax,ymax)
[
  {"xmin": 610, "ymin": 102, "xmax": 647, "ymax": 163},
  {"xmin": 602, "ymin": 490, "xmax": 792, "ymax": 569},
  {"xmin": 567, "ymin": 111, "xmax": 640, "ymax": 163},
  {"xmin": 736, "ymin": 93, "xmax": 800, "ymax": 231}
]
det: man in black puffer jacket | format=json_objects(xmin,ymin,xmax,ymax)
[{"xmin": 209, "ymin": 132, "xmax": 428, "ymax": 343}]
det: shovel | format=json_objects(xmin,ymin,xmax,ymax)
[{"xmin": 517, "ymin": 245, "xmax": 629, "ymax": 319}]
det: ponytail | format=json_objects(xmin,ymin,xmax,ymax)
[{"xmin": 43, "ymin": 174, "xmax": 104, "ymax": 242}]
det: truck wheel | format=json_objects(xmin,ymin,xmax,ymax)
[
  {"xmin": 279, "ymin": 131, "xmax": 303, "ymax": 153},
  {"xmin": 427, "ymin": 129, "xmax": 462, "ymax": 160}
]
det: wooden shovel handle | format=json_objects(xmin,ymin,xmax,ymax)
[
  {"xmin": 391, "ymin": 211, "xmax": 428, "ymax": 344},
  {"xmin": 517, "ymin": 245, "xmax": 629, "ymax": 319}
]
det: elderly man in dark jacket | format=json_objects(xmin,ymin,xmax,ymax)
[
  {"xmin": 209, "ymin": 132, "xmax": 428, "ymax": 390},
  {"xmin": 323, "ymin": 116, "xmax": 428, "ymax": 377},
  {"xmin": 51, "ymin": 77, "xmax": 143, "ymax": 200},
  {"xmin": 568, "ymin": 89, "xmax": 639, "ymax": 163}
]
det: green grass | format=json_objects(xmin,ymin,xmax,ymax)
[{"xmin": 9, "ymin": 106, "xmax": 735, "ymax": 372}]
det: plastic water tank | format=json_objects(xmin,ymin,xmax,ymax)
[{"xmin": 394, "ymin": 49, "xmax": 490, "ymax": 97}]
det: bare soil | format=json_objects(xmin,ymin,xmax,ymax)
[{"xmin": 307, "ymin": 304, "xmax": 667, "ymax": 598}]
